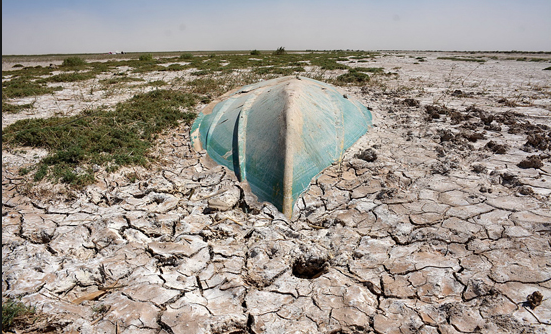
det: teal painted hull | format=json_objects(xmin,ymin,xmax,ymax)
[{"xmin": 190, "ymin": 76, "xmax": 372, "ymax": 217}]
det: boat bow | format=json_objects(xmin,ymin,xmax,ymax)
[{"xmin": 190, "ymin": 76, "xmax": 372, "ymax": 217}]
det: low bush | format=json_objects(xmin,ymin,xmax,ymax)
[
  {"xmin": 139, "ymin": 54, "xmax": 154, "ymax": 61},
  {"xmin": 180, "ymin": 53, "xmax": 194, "ymax": 60},
  {"xmin": 3, "ymin": 89, "xmax": 198, "ymax": 186},
  {"xmin": 2, "ymin": 298, "xmax": 35, "ymax": 330},
  {"xmin": 62, "ymin": 56, "xmax": 87, "ymax": 67},
  {"xmin": 336, "ymin": 69, "xmax": 370, "ymax": 84},
  {"xmin": 273, "ymin": 47, "xmax": 286, "ymax": 55},
  {"xmin": 2, "ymin": 101, "xmax": 34, "ymax": 114},
  {"xmin": 2, "ymin": 77, "xmax": 62, "ymax": 99}
]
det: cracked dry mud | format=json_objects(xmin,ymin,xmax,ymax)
[{"xmin": 3, "ymin": 52, "xmax": 551, "ymax": 333}]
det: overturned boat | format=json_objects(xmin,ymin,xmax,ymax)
[{"xmin": 190, "ymin": 76, "xmax": 372, "ymax": 217}]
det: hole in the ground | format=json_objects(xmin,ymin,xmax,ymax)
[{"xmin": 292, "ymin": 257, "xmax": 328, "ymax": 279}]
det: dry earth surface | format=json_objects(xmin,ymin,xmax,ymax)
[{"xmin": 3, "ymin": 51, "xmax": 551, "ymax": 333}]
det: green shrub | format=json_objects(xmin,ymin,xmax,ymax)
[
  {"xmin": 41, "ymin": 72, "xmax": 96, "ymax": 83},
  {"xmin": 3, "ymin": 89, "xmax": 198, "ymax": 186},
  {"xmin": 100, "ymin": 76, "xmax": 144, "ymax": 85},
  {"xmin": 253, "ymin": 67, "xmax": 305, "ymax": 75},
  {"xmin": 147, "ymin": 80, "xmax": 168, "ymax": 86},
  {"xmin": 336, "ymin": 69, "xmax": 370, "ymax": 84},
  {"xmin": 2, "ymin": 298, "xmax": 35, "ymax": 330},
  {"xmin": 354, "ymin": 67, "xmax": 384, "ymax": 73},
  {"xmin": 310, "ymin": 57, "xmax": 349, "ymax": 70},
  {"xmin": 139, "ymin": 54, "xmax": 154, "ymax": 61},
  {"xmin": 62, "ymin": 56, "xmax": 87, "ymax": 67},
  {"xmin": 2, "ymin": 77, "xmax": 62, "ymax": 99},
  {"xmin": 191, "ymin": 70, "xmax": 212, "ymax": 76},
  {"xmin": 437, "ymin": 57, "xmax": 485, "ymax": 63},
  {"xmin": 187, "ymin": 77, "xmax": 226, "ymax": 95},
  {"xmin": 180, "ymin": 53, "xmax": 194, "ymax": 60},
  {"xmin": 2, "ymin": 101, "xmax": 34, "ymax": 114},
  {"xmin": 273, "ymin": 47, "xmax": 286, "ymax": 55},
  {"xmin": 162, "ymin": 64, "xmax": 187, "ymax": 71},
  {"xmin": 250, "ymin": 50, "xmax": 261, "ymax": 56}
]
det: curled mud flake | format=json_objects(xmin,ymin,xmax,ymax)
[
  {"xmin": 485, "ymin": 141, "xmax": 508, "ymax": 154},
  {"xmin": 291, "ymin": 256, "xmax": 328, "ymax": 279},
  {"xmin": 494, "ymin": 110, "xmax": 524, "ymax": 125},
  {"xmin": 500, "ymin": 172, "xmax": 521, "ymax": 188},
  {"xmin": 497, "ymin": 98, "xmax": 517, "ymax": 107},
  {"xmin": 461, "ymin": 121, "xmax": 481, "ymax": 130},
  {"xmin": 403, "ymin": 98, "xmax": 420, "ymax": 107},
  {"xmin": 465, "ymin": 105, "xmax": 484, "ymax": 113},
  {"xmin": 517, "ymin": 155, "xmax": 544, "ymax": 169},
  {"xmin": 479, "ymin": 186, "xmax": 493, "ymax": 193},
  {"xmin": 517, "ymin": 185, "xmax": 534, "ymax": 196},
  {"xmin": 526, "ymin": 291, "xmax": 543, "ymax": 309},
  {"xmin": 376, "ymin": 188, "xmax": 396, "ymax": 200},
  {"xmin": 471, "ymin": 164, "xmax": 487, "ymax": 174},
  {"xmin": 438, "ymin": 129, "xmax": 455, "ymax": 142},
  {"xmin": 484, "ymin": 123, "xmax": 502, "ymax": 132},
  {"xmin": 460, "ymin": 130, "xmax": 485, "ymax": 142},
  {"xmin": 431, "ymin": 160, "xmax": 458, "ymax": 175},
  {"xmin": 356, "ymin": 148, "xmax": 378, "ymax": 162},
  {"xmin": 450, "ymin": 111, "xmax": 473, "ymax": 124},
  {"xmin": 425, "ymin": 105, "xmax": 450, "ymax": 120},
  {"xmin": 525, "ymin": 133, "xmax": 550, "ymax": 151}
]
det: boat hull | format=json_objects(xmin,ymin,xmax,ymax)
[{"xmin": 190, "ymin": 76, "xmax": 372, "ymax": 217}]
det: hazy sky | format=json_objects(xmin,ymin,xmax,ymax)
[{"xmin": 3, "ymin": 0, "xmax": 551, "ymax": 55}]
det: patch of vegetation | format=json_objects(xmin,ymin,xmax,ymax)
[
  {"xmin": 100, "ymin": 76, "xmax": 144, "ymax": 85},
  {"xmin": 250, "ymin": 50, "xmax": 261, "ymax": 55},
  {"xmin": 253, "ymin": 66, "xmax": 305, "ymax": 75},
  {"xmin": 185, "ymin": 73, "xmax": 271, "ymax": 99},
  {"xmin": 512, "ymin": 57, "xmax": 548, "ymax": 62},
  {"xmin": 310, "ymin": 57, "xmax": 350, "ymax": 70},
  {"xmin": 191, "ymin": 70, "xmax": 213, "ymax": 76},
  {"xmin": 88, "ymin": 62, "xmax": 113, "ymax": 74},
  {"xmin": 179, "ymin": 53, "xmax": 194, "ymax": 60},
  {"xmin": 12, "ymin": 64, "xmax": 24, "ymax": 68},
  {"xmin": 437, "ymin": 57, "xmax": 486, "ymax": 63},
  {"xmin": 146, "ymin": 80, "xmax": 168, "ymax": 87},
  {"xmin": 139, "ymin": 54, "xmax": 154, "ymax": 61},
  {"xmin": 186, "ymin": 77, "xmax": 229, "ymax": 95},
  {"xmin": 273, "ymin": 47, "xmax": 286, "ymax": 55},
  {"xmin": 19, "ymin": 166, "xmax": 32, "ymax": 176},
  {"xmin": 2, "ymin": 298, "xmax": 36, "ymax": 330},
  {"xmin": 544, "ymin": 66, "xmax": 551, "ymax": 71},
  {"xmin": 2, "ymin": 89, "xmax": 198, "ymax": 187},
  {"xmin": 40, "ymin": 71, "xmax": 97, "ymax": 83},
  {"xmin": 354, "ymin": 67, "xmax": 384, "ymax": 73},
  {"xmin": 336, "ymin": 69, "xmax": 370, "ymax": 85},
  {"xmin": 161, "ymin": 63, "xmax": 187, "ymax": 71},
  {"xmin": 62, "ymin": 56, "xmax": 87, "ymax": 67},
  {"xmin": 350, "ymin": 55, "xmax": 374, "ymax": 60},
  {"xmin": 2, "ymin": 101, "xmax": 34, "ymax": 114},
  {"xmin": 2, "ymin": 77, "xmax": 62, "ymax": 99}
]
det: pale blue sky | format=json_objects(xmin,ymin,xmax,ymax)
[{"xmin": 3, "ymin": 0, "xmax": 550, "ymax": 55}]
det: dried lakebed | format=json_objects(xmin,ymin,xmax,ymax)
[{"xmin": 2, "ymin": 52, "xmax": 551, "ymax": 333}]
